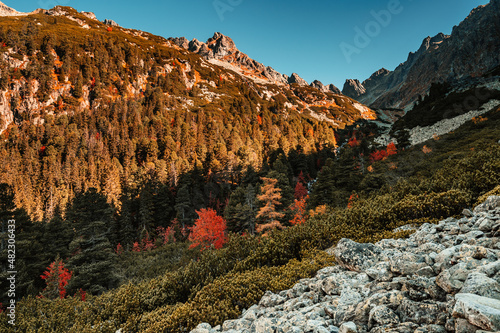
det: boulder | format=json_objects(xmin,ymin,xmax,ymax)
[
  {"xmin": 334, "ymin": 238, "xmax": 382, "ymax": 272},
  {"xmin": 339, "ymin": 321, "xmax": 357, "ymax": 333},
  {"xmin": 460, "ymin": 272, "xmax": 500, "ymax": 300},
  {"xmin": 453, "ymin": 293, "xmax": 500, "ymax": 331}
]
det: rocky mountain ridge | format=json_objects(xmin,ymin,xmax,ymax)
[
  {"xmin": 342, "ymin": 0, "xmax": 500, "ymax": 111},
  {"xmin": 192, "ymin": 196, "xmax": 500, "ymax": 333},
  {"xmin": 169, "ymin": 33, "xmax": 342, "ymax": 93}
]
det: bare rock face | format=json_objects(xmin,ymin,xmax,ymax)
[
  {"xmin": 288, "ymin": 73, "xmax": 308, "ymax": 86},
  {"xmin": 206, "ymin": 32, "xmax": 238, "ymax": 59},
  {"xmin": 310, "ymin": 80, "xmax": 326, "ymax": 91},
  {"xmin": 342, "ymin": 79, "xmax": 366, "ymax": 99},
  {"xmin": 310, "ymin": 80, "xmax": 342, "ymax": 94},
  {"xmin": 103, "ymin": 19, "xmax": 119, "ymax": 27},
  {"xmin": 0, "ymin": 1, "xmax": 25, "ymax": 16},
  {"xmin": 343, "ymin": 0, "xmax": 500, "ymax": 110},
  {"xmin": 81, "ymin": 11, "xmax": 97, "ymax": 20}
]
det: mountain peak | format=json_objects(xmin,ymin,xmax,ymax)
[
  {"xmin": 288, "ymin": 73, "xmax": 308, "ymax": 86},
  {"xmin": 0, "ymin": 1, "xmax": 25, "ymax": 16},
  {"xmin": 206, "ymin": 32, "xmax": 238, "ymax": 58}
]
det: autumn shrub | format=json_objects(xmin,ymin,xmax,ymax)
[{"xmin": 138, "ymin": 250, "xmax": 335, "ymax": 332}]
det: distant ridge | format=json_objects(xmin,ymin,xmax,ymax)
[{"xmin": 342, "ymin": 0, "xmax": 500, "ymax": 110}]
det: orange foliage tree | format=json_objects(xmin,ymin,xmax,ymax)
[
  {"xmin": 289, "ymin": 196, "xmax": 308, "ymax": 225},
  {"xmin": 188, "ymin": 208, "xmax": 227, "ymax": 250},
  {"xmin": 256, "ymin": 177, "xmax": 285, "ymax": 233}
]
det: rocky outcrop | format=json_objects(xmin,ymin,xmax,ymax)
[
  {"xmin": 342, "ymin": 0, "xmax": 500, "ymax": 110},
  {"xmin": 191, "ymin": 196, "xmax": 500, "ymax": 333},
  {"xmin": 310, "ymin": 80, "xmax": 341, "ymax": 94},
  {"xmin": 343, "ymin": 79, "xmax": 366, "ymax": 99},
  {"xmin": 103, "ymin": 19, "xmax": 119, "ymax": 27},
  {"xmin": 81, "ymin": 11, "xmax": 97, "ymax": 20},
  {"xmin": 0, "ymin": 1, "xmax": 27, "ymax": 16},
  {"xmin": 288, "ymin": 73, "xmax": 308, "ymax": 86}
]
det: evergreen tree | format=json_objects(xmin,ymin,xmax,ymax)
[
  {"xmin": 65, "ymin": 189, "xmax": 118, "ymax": 295},
  {"xmin": 224, "ymin": 184, "xmax": 257, "ymax": 234}
]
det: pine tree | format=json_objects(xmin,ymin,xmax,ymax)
[
  {"xmin": 65, "ymin": 189, "xmax": 118, "ymax": 295},
  {"xmin": 225, "ymin": 184, "xmax": 257, "ymax": 234}
]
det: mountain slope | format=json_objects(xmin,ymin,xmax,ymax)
[
  {"xmin": 0, "ymin": 5, "xmax": 374, "ymax": 221},
  {"xmin": 343, "ymin": 0, "xmax": 500, "ymax": 110}
]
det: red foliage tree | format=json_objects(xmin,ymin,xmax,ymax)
[
  {"xmin": 188, "ymin": 208, "xmax": 227, "ymax": 250},
  {"xmin": 369, "ymin": 149, "xmax": 388, "ymax": 162},
  {"xmin": 40, "ymin": 257, "xmax": 73, "ymax": 299},
  {"xmin": 386, "ymin": 142, "xmax": 397, "ymax": 156},
  {"xmin": 157, "ymin": 225, "xmax": 177, "ymax": 244},
  {"xmin": 115, "ymin": 243, "xmax": 124, "ymax": 255},
  {"xmin": 294, "ymin": 182, "xmax": 308, "ymax": 200},
  {"xmin": 348, "ymin": 136, "xmax": 360, "ymax": 147}
]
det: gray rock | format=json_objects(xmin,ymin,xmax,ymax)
[
  {"xmin": 365, "ymin": 262, "xmax": 393, "ymax": 282},
  {"xmin": 368, "ymin": 305, "xmax": 400, "ymax": 328},
  {"xmin": 334, "ymin": 239, "xmax": 382, "ymax": 273},
  {"xmin": 259, "ymin": 291, "xmax": 286, "ymax": 307},
  {"xmin": 454, "ymin": 318, "xmax": 481, "ymax": 333},
  {"xmin": 453, "ymin": 293, "xmax": 500, "ymax": 331},
  {"xmin": 191, "ymin": 323, "xmax": 212, "ymax": 333},
  {"xmin": 403, "ymin": 277, "xmax": 446, "ymax": 301},
  {"xmin": 414, "ymin": 324, "xmax": 447, "ymax": 333},
  {"xmin": 390, "ymin": 253, "xmax": 427, "ymax": 276},
  {"xmin": 252, "ymin": 317, "xmax": 278, "ymax": 333},
  {"xmin": 474, "ymin": 196, "xmax": 500, "ymax": 214},
  {"xmin": 313, "ymin": 326, "xmax": 330, "ymax": 333},
  {"xmin": 461, "ymin": 272, "xmax": 500, "ymax": 300},
  {"xmin": 369, "ymin": 322, "xmax": 419, "ymax": 333},
  {"xmin": 477, "ymin": 260, "xmax": 500, "ymax": 277},
  {"xmin": 415, "ymin": 266, "xmax": 436, "ymax": 277},
  {"xmin": 436, "ymin": 269, "xmax": 465, "ymax": 294},
  {"xmin": 463, "ymin": 209, "xmax": 474, "ymax": 217},
  {"xmin": 478, "ymin": 217, "xmax": 496, "ymax": 232},
  {"xmin": 305, "ymin": 319, "xmax": 326, "ymax": 331},
  {"xmin": 398, "ymin": 298, "xmax": 448, "ymax": 325},
  {"xmin": 339, "ymin": 321, "xmax": 357, "ymax": 333}
]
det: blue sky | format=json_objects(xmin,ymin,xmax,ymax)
[{"xmin": 9, "ymin": 0, "xmax": 489, "ymax": 88}]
